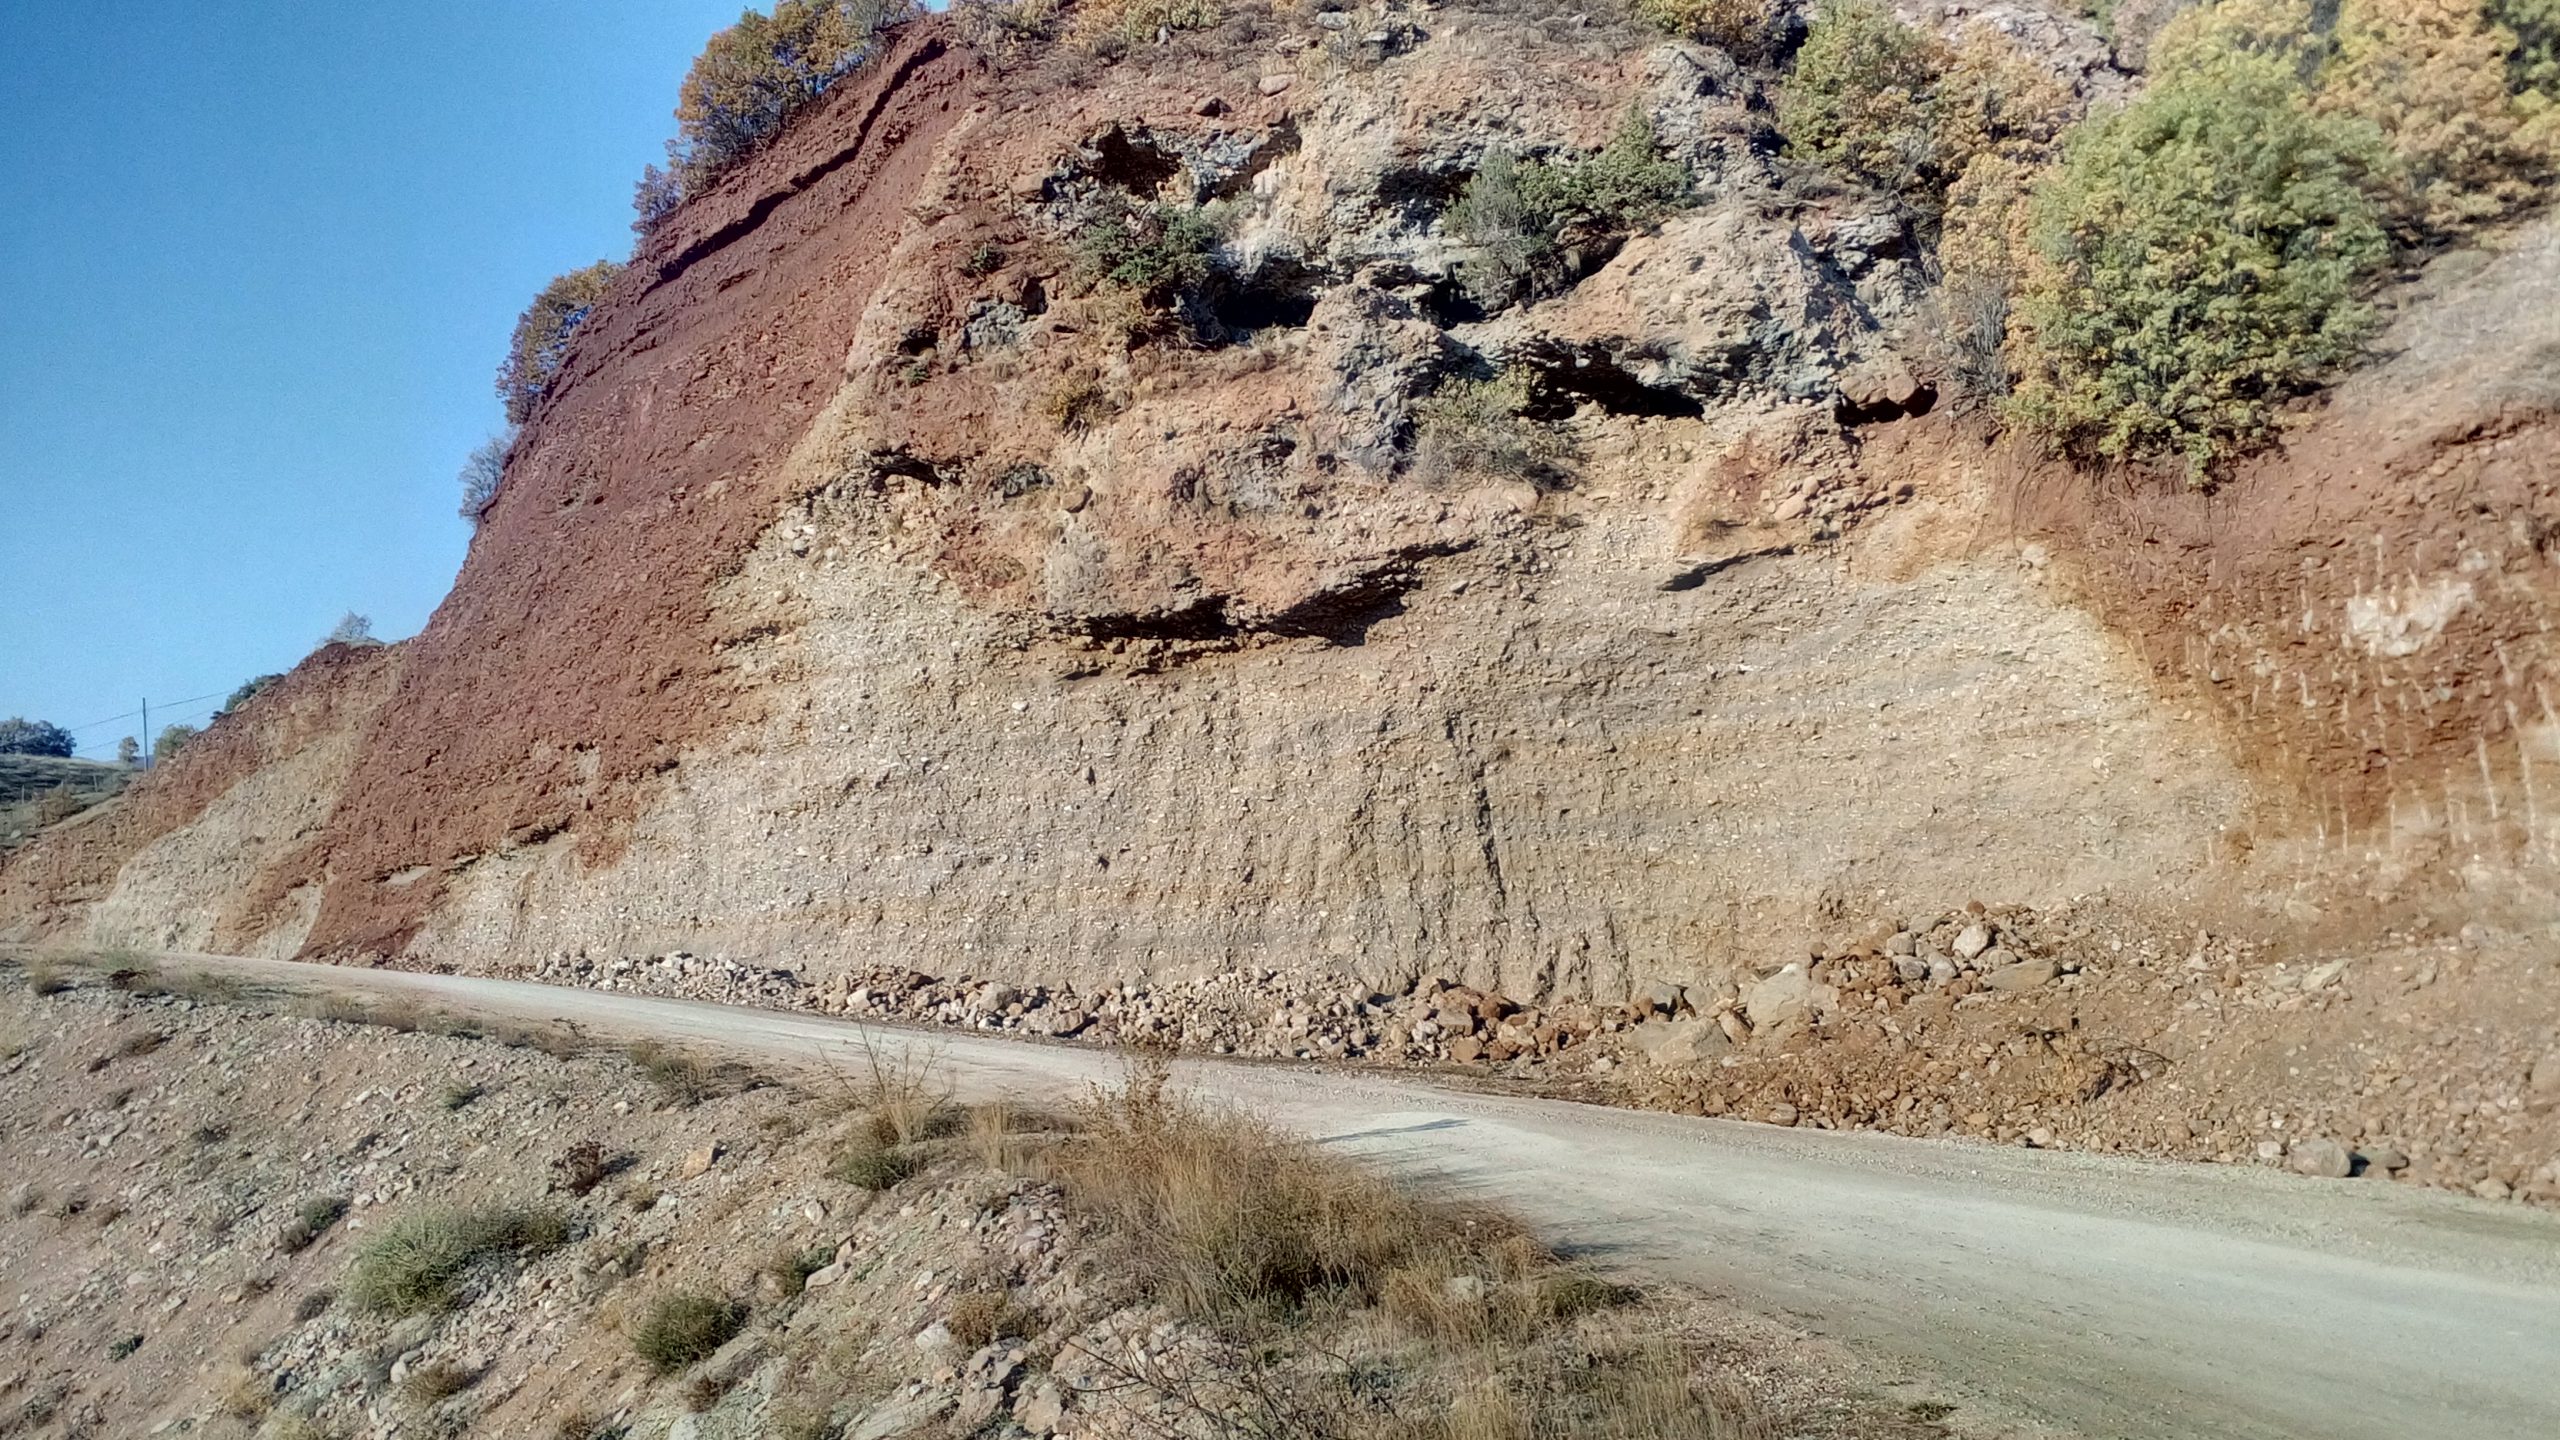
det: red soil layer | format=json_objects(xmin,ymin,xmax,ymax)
[
  {"xmin": 1994, "ymin": 224, "xmax": 2560, "ymax": 883},
  {"xmin": 290, "ymin": 24, "xmax": 985, "ymax": 958}
]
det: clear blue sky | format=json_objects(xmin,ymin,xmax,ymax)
[{"xmin": 0, "ymin": 0, "xmax": 750, "ymax": 757}]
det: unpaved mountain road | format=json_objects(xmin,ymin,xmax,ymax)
[{"xmin": 48, "ymin": 950, "xmax": 2560, "ymax": 1440}]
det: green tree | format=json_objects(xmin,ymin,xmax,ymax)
[
  {"xmin": 0, "ymin": 718, "xmax": 74, "ymax": 757},
  {"xmin": 497, "ymin": 263, "xmax": 622, "ymax": 426},
  {"xmin": 115, "ymin": 735, "xmax": 139, "ymax": 767},
  {"xmin": 638, "ymin": 0, "xmax": 911, "ymax": 227},
  {"xmin": 152, "ymin": 724, "xmax": 200, "ymax": 766},
  {"xmin": 2005, "ymin": 54, "xmax": 2389, "ymax": 481}
]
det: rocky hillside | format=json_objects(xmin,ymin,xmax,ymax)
[{"xmin": 1, "ymin": 1, "xmax": 2553, "ymax": 1012}]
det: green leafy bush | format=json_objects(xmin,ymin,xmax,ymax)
[
  {"xmin": 2319, "ymin": 0, "xmax": 2556, "ymax": 239},
  {"xmin": 1781, "ymin": 0, "xmax": 1946, "ymax": 192},
  {"xmin": 1450, "ymin": 109, "xmax": 1689, "ymax": 306},
  {"xmin": 2495, "ymin": 0, "xmax": 2560, "ymax": 92},
  {"xmin": 1632, "ymin": 0, "xmax": 1776, "ymax": 56},
  {"xmin": 632, "ymin": 1291, "xmax": 747, "ymax": 1374},
  {"xmin": 218, "ymin": 675, "xmax": 283, "ymax": 717},
  {"xmin": 497, "ymin": 263, "xmax": 622, "ymax": 426},
  {"xmin": 1074, "ymin": 202, "xmax": 1224, "ymax": 305},
  {"xmin": 344, "ymin": 1204, "xmax": 571, "ymax": 1315},
  {"xmin": 2004, "ymin": 56, "xmax": 2389, "ymax": 480},
  {"xmin": 1780, "ymin": 1, "xmax": 2071, "ymax": 205},
  {"xmin": 1410, "ymin": 368, "xmax": 1562, "ymax": 484},
  {"xmin": 635, "ymin": 1, "xmax": 910, "ymax": 229}
]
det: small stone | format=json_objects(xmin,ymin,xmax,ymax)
[
  {"xmin": 2255, "ymin": 1140, "xmax": 2286, "ymax": 1163},
  {"xmin": 1952, "ymin": 924, "xmax": 1993, "ymax": 960},
  {"xmin": 2472, "ymin": 1177, "xmax": 2514, "ymax": 1202},
  {"xmin": 678, "ymin": 1143, "xmax": 722, "ymax": 1181},
  {"xmin": 2357, "ymin": 1145, "xmax": 2409, "ymax": 1174},
  {"xmin": 1639, "ymin": 979, "xmax": 1688, "ymax": 1016},
  {"xmin": 1193, "ymin": 95, "xmax": 1227, "ymax": 117},
  {"xmin": 2286, "ymin": 1138, "xmax": 2353, "ymax": 1179},
  {"xmin": 2026, "ymin": 1127, "xmax": 2055, "ymax": 1149},
  {"xmin": 1982, "ymin": 958, "xmax": 2059, "ymax": 993},
  {"xmin": 1016, "ymin": 1382, "xmax": 1067, "ymax": 1432},
  {"xmin": 1892, "ymin": 956, "xmax": 1930, "ymax": 984},
  {"xmin": 1257, "ymin": 73, "xmax": 1295, "ymax": 95},
  {"xmin": 1887, "ymin": 931, "xmax": 1917, "ymax": 957},
  {"xmin": 1766, "ymin": 1103, "xmax": 1800, "ymax": 1128}
]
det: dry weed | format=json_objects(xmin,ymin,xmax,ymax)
[{"xmin": 1056, "ymin": 1053, "xmax": 1529, "ymax": 1323}]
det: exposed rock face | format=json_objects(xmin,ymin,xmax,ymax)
[{"xmin": 3, "ymin": 7, "xmax": 2555, "ymax": 1001}]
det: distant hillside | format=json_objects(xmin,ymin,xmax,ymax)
[{"xmin": 0, "ymin": 755, "xmax": 124, "ymax": 853}]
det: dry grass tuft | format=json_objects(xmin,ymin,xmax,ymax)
[
  {"xmin": 628, "ymin": 1040, "xmax": 763, "ymax": 1106},
  {"xmin": 214, "ymin": 1363, "xmax": 273, "ymax": 1421},
  {"xmin": 1055, "ymin": 1054, "xmax": 1529, "ymax": 1323},
  {"xmin": 633, "ymin": 1290, "xmax": 748, "ymax": 1375},
  {"xmin": 946, "ymin": 1289, "xmax": 1040, "ymax": 1350},
  {"xmin": 344, "ymin": 1203, "xmax": 571, "ymax": 1315},
  {"xmin": 399, "ymin": 1359, "xmax": 480, "ymax": 1405}
]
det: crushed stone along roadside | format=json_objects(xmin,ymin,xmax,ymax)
[{"xmin": 480, "ymin": 898, "xmax": 2560, "ymax": 1211}]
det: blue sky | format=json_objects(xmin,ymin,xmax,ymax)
[{"xmin": 0, "ymin": 0, "xmax": 750, "ymax": 757}]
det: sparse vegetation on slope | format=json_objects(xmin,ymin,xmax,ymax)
[
  {"xmin": 498, "ymin": 262, "xmax": 624, "ymax": 425},
  {"xmin": 344, "ymin": 1202, "xmax": 571, "ymax": 1314},
  {"xmin": 634, "ymin": 0, "xmax": 914, "ymax": 230}
]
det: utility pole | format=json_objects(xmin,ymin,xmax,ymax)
[{"xmin": 139, "ymin": 697, "xmax": 149, "ymax": 769}]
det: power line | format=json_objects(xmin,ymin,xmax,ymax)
[{"xmin": 64, "ymin": 690, "xmax": 231, "ymax": 735}]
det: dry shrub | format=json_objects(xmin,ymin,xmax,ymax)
[
  {"xmin": 767, "ymin": 1243, "xmax": 836, "ymax": 1298},
  {"xmin": 966, "ymin": 1102, "xmax": 1064, "ymax": 1173},
  {"xmin": 1072, "ymin": 0, "xmax": 1220, "ymax": 50},
  {"xmin": 1400, "ymin": 1344, "xmax": 1760, "ymax": 1440},
  {"xmin": 279, "ymin": 1195, "xmax": 348, "ymax": 1254},
  {"xmin": 1055, "ymin": 1055, "xmax": 1528, "ymax": 1322},
  {"xmin": 302, "ymin": 992, "xmax": 374, "ymax": 1026},
  {"xmin": 25, "ymin": 957, "xmax": 69, "ymax": 996},
  {"xmin": 214, "ymin": 1363, "xmax": 273, "ymax": 1421},
  {"xmin": 400, "ymin": 1359, "xmax": 479, "ymax": 1405},
  {"xmin": 633, "ymin": 1290, "xmax": 748, "ymax": 1375},
  {"xmin": 551, "ymin": 1140, "xmax": 617, "ymax": 1196},
  {"xmin": 1041, "ymin": 373, "xmax": 1119, "ymax": 432},
  {"xmin": 946, "ymin": 1289, "xmax": 1040, "ymax": 1349}
]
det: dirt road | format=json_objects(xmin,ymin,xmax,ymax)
[{"xmin": 80, "ymin": 951, "xmax": 2560, "ymax": 1440}]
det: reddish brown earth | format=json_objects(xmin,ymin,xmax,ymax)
[{"xmin": 291, "ymin": 27, "xmax": 986, "ymax": 957}]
